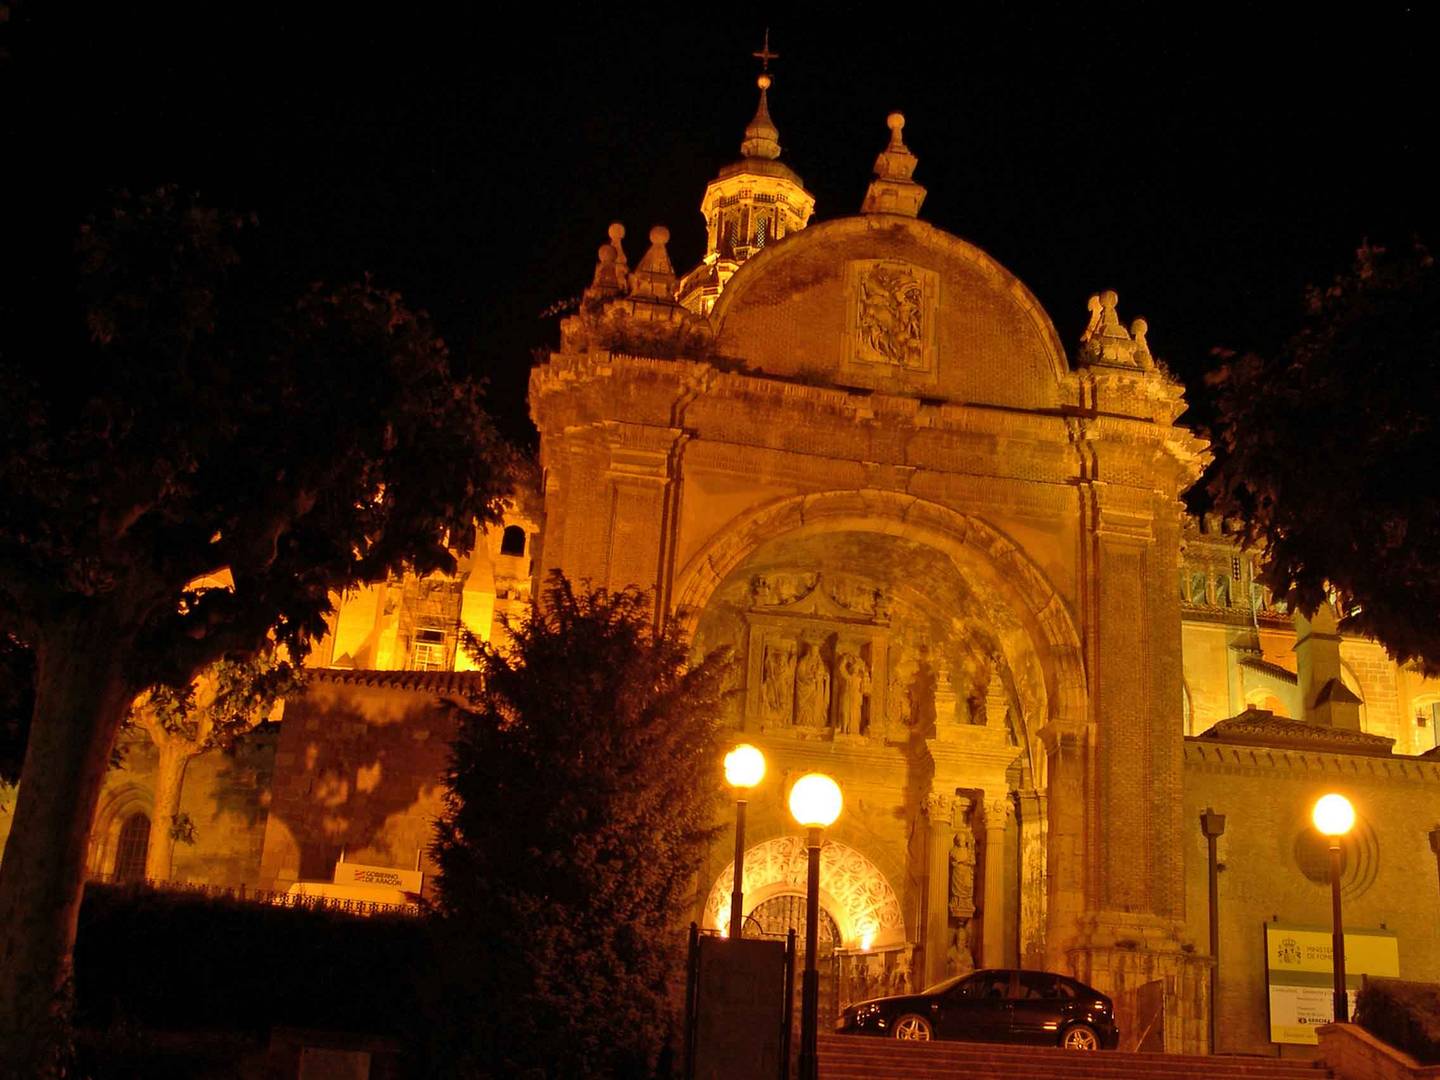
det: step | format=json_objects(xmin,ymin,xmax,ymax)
[{"xmin": 818, "ymin": 1035, "xmax": 1330, "ymax": 1080}]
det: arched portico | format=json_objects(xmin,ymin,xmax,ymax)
[{"xmin": 703, "ymin": 835, "xmax": 906, "ymax": 950}]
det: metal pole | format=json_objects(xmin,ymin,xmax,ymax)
[
  {"xmin": 1207, "ymin": 830, "xmax": 1220, "ymax": 1050},
  {"xmin": 730, "ymin": 798, "xmax": 747, "ymax": 939},
  {"xmin": 1330, "ymin": 839, "xmax": 1348, "ymax": 1023},
  {"xmin": 799, "ymin": 826, "xmax": 822, "ymax": 1080},
  {"xmin": 1200, "ymin": 806, "xmax": 1226, "ymax": 1055}
]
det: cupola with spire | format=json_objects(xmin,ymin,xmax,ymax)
[{"xmin": 678, "ymin": 32, "xmax": 816, "ymax": 315}]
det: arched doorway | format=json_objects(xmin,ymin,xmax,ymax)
[{"xmin": 748, "ymin": 894, "xmax": 842, "ymax": 1024}]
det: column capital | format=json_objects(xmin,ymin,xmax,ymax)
[
  {"xmin": 983, "ymin": 796, "xmax": 1014, "ymax": 829},
  {"xmin": 922, "ymin": 792, "xmax": 952, "ymax": 823}
]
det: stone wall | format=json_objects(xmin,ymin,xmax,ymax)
[
  {"xmin": 256, "ymin": 671, "xmax": 472, "ymax": 895},
  {"xmin": 1184, "ymin": 740, "xmax": 1440, "ymax": 1057}
]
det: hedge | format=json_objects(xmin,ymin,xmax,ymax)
[
  {"xmin": 1356, "ymin": 976, "xmax": 1440, "ymax": 1065},
  {"xmin": 74, "ymin": 882, "xmax": 429, "ymax": 1036}
]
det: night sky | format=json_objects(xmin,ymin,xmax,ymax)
[{"xmin": 6, "ymin": 6, "xmax": 1435, "ymax": 447}]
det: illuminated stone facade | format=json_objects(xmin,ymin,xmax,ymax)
[{"xmin": 12, "ymin": 71, "xmax": 1436, "ymax": 1061}]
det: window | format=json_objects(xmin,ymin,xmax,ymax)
[
  {"xmin": 500, "ymin": 525, "xmax": 527, "ymax": 557},
  {"xmin": 114, "ymin": 812, "xmax": 151, "ymax": 883},
  {"xmin": 411, "ymin": 626, "xmax": 447, "ymax": 671}
]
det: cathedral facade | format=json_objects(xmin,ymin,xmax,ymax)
[{"xmin": 14, "ymin": 72, "xmax": 1440, "ymax": 1059}]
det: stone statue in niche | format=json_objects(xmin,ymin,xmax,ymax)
[
  {"xmin": 762, "ymin": 641, "xmax": 796, "ymax": 720},
  {"xmin": 834, "ymin": 650, "xmax": 872, "ymax": 735},
  {"xmin": 948, "ymin": 822, "xmax": 977, "ymax": 918},
  {"xmin": 909, "ymin": 645, "xmax": 938, "ymax": 735},
  {"xmin": 985, "ymin": 657, "xmax": 1012, "ymax": 733},
  {"xmin": 947, "ymin": 922, "xmax": 975, "ymax": 977},
  {"xmin": 886, "ymin": 660, "xmax": 912, "ymax": 735},
  {"xmin": 795, "ymin": 642, "xmax": 831, "ymax": 728}
]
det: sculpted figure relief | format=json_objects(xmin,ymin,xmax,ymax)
[
  {"xmin": 762, "ymin": 641, "xmax": 796, "ymax": 719},
  {"xmin": 834, "ymin": 650, "xmax": 872, "ymax": 735},
  {"xmin": 750, "ymin": 572, "xmax": 817, "ymax": 607},
  {"xmin": 909, "ymin": 645, "xmax": 938, "ymax": 734},
  {"xmin": 795, "ymin": 643, "xmax": 831, "ymax": 728},
  {"xmin": 947, "ymin": 922, "xmax": 975, "ymax": 978},
  {"xmin": 858, "ymin": 263, "xmax": 925, "ymax": 368},
  {"xmin": 948, "ymin": 824, "xmax": 977, "ymax": 918}
]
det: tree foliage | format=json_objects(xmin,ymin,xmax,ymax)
[
  {"xmin": 430, "ymin": 574, "xmax": 731, "ymax": 1078},
  {"xmin": 0, "ymin": 185, "xmax": 514, "ymax": 1067},
  {"xmin": 1207, "ymin": 243, "xmax": 1440, "ymax": 673}
]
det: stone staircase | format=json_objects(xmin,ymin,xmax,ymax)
[{"xmin": 819, "ymin": 1034, "xmax": 1335, "ymax": 1079}]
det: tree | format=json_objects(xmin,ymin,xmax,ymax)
[
  {"xmin": 129, "ymin": 648, "xmax": 301, "ymax": 880},
  {"xmin": 1207, "ymin": 242, "xmax": 1440, "ymax": 673},
  {"xmin": 0, "ymin": 186, "xmax": 513, "ymax": 1069},
  {"xmin": 0, "ymin": 633, "xmax": 31, "ymax": 789},
  {"xmin": 430, "ymin": 574, "xmax": 731, "ymax": 1078}
]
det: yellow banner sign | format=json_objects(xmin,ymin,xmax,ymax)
[{"xmin": 1265, "ymin": 924, "xmax": 1399, "ymax": 1045}]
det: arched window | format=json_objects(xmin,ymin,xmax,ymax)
[
  {"xmin": 754, "ymin": 213, "xmax": 769, "ymax": 248},
  {"xmin": 113, "ymin": 812, "xmax": 151, "ymax": 883},
  {"xmin": 500, "ymin": 525, "xmax": 527, "ymax": 557}
]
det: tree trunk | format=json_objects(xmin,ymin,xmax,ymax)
[
  {"xmin": 0, "ymin": 615, "xmax": 133, "ymax": 1073},
  {"xmin": 144, "ymin": 741, "xmax": 192, "ymax": 882}
]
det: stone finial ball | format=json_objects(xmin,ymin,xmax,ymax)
[
  {"xmin": 1101, "ymin": 288, "xmax": 1119, "ymax": 308},
  {"xmin": 650, "ymin": 225, "xmax": 670, "ymax": 245},
  {"xmin": 1132, "ymin": 317, "xmax": 1148, "ymax": 337},
  {"xmin": 608, "ymin": 222, "xmax": 625, "ymax": 242},
  {"xmin": 887, "ymin": 111, "xmax": 906, "ymax": 132},
  {"xmin": 758, "ymin": 73, "xmax": 773, "ymax": 90},
  {"xmin": 597, "ymin": 245, "xmax": 615, "ymax": 263}
]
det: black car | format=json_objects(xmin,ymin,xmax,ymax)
[{"xmin": 835, "ymin": 968, "xmax": 1120, "ymax": 1050}]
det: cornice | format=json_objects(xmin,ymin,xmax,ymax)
[
  {"xmin": 1184, "ymin": 738, "xmax": 1440, "ymax": 783},
  {"xmin": 308, "ymin": 668, "xmax": 484, "ymax": 695}
]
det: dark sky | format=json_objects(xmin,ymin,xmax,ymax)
[{"xmin": 6, "ymin": 5, "xmax": 1435, "ymax": 446}]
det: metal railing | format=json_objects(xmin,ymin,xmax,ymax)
[{"xmin": 88, "ymin": 874, "xmax": 422, "ymax": 917}]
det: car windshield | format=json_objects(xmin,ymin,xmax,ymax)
[{"xmin": 918, "ymin": 974, "xmax": 967, "ymax": 996}]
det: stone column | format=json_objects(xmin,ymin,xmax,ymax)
[
  {"xmin": 981, "ymin": 796, "xmax": 1011, "ymax": 968},
  {"xmin": 920, "ymin": 792, "xmax": 952, "ymax": 989},
  {"xmin": 1017, "ymin": 789, "xmax": 1049, "ymax": 969}
]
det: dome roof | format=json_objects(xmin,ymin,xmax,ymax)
[{"xmin": 710, "ymin": 214, "xmax": 1070, "ymax": 410}]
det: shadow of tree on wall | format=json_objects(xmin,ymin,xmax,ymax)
[
  {"xmin": 265, "ymin": 686, "xmax": 459, "ymax": 882},
  {"xmin": 204, "ymin": 722, "xmax": 281, "ymax": 833}
]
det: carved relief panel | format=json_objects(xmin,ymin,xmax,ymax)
[
  {"xmin": 843, "ymin": 260, "xmax": 939, "ymax": 378},
  {"xmin": 743, "ymin": 572, "xmax": 891, "ymax": 740}
]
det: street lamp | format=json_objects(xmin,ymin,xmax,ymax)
[
  {"xmin": 1312, "ymin": 793, "xmax": 1356, "ymax": 1024},
  {"xmin": 789, "ymin": 772, "xmax": 842, "ymax": 1080},
  {"xmin": 723, "ymin": 743, "xmax": 766, "ymax": 939},
  {"xmin": 1200, "ymin": 807, "xmax": 1226, "ymax": 1053}
]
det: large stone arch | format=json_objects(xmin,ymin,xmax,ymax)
[
  {"xmin": 703, "ymin": 836, "xmax": 906, "ymax": 950},
  {"xmin": 671, "ymin": 490, "xmax": 1088, "ymax": 740}
]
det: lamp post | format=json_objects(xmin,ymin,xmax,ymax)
[
  {"xmin": 1200, "ymin": 807, "xmax": 1226, "ymax": 1054},
  {"xmin": 1312, "ymin": 793, "xmax": 1356, "ymax": 1024},
  {"xmin": 723, "ymin": 743, "xmax": 766, "ymax": 939},
  {"xmin": 789, "ymin": 772, "xmax": 842, "ymax": 1080}
]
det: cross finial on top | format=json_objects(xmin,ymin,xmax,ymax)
[{"xmin": 753, "ymin": 28, "xmax": 779, "ymax": 72}]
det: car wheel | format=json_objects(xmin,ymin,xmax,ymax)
[
  {"xmin": 893, "ymin": 1013, "xmax": 933, "ymax": 1041},
  {"xmin": 1060, "ymin": 1023, "xmax": 1100, "ymax": 1050}
]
